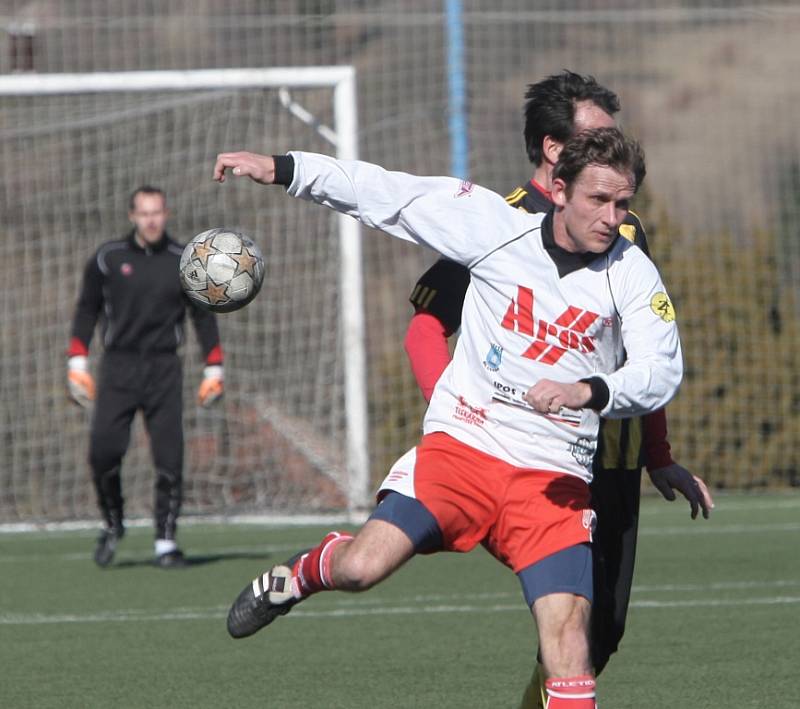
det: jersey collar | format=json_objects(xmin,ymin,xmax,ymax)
[
  {"xmin": 540, "ymin": 209, "xmax": 607, "ymax": 278},
  {"xmin": 528, "ymin": 177, "xmax": 552, "ymax": 202},
  {"xmin": 127, "ymin": 229, "xmax": 170, "ymax": 253}
]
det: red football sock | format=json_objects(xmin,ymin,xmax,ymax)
[
  {"xmin": 545, "ymin": 675, "xmax": 596, "ymax": 708},
  {"xmin": 293, "ymin": 531, "xmax": 354, "ymax": 597}
]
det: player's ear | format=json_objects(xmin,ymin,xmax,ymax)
[
  {"xmin": 542, "ymin": 135, "xmax": 563, "ymax": 166},
  {"xmin": 551, "ymin": 178, "xmax": 568, "ymax": 207}
]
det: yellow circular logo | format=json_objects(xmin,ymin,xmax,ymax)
[{"xmin": 650, "ymin": 292, "xmax": 676, "ymax": 323}]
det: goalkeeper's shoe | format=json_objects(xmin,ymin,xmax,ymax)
[
  {"xmin": 227, "ymin": 550, "xmax": 307, "ymax": 639},
  {"xmin": 155, "ymin": 549, "xmax": 187, "ymax": 569},
  {"xmin": 93, "ymin": 525, "xmax": 124, "ymax": 568}
]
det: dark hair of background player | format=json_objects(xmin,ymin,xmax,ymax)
[{"xmin": 523, "ymin": 70, "xmax": 621, "ymax": 166}]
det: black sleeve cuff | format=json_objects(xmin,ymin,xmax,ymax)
[
  {"xmin": 273, "ymin": 155, "xmax": 295, "ymax": 187},
  {"xmin": 580, "ymin": 376, "xmax": 610, "ymax": 411}
]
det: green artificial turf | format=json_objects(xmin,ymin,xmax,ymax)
[{"xmin": 1, "ymin": 493, "xmax": 798, "ymax": 708}]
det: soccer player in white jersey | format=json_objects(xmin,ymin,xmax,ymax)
[{"xmin": 215, "ymin": 128, "xmax": 682, "ymax": 709}]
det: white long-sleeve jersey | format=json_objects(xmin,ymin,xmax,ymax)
[{"xmin": 287, "ymin": 151, "xmax": 683, "ymax": 482}]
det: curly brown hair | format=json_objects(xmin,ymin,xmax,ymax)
[{"xmin": 553, "ymin": 127, "xmax": 646, "ymax": 194}]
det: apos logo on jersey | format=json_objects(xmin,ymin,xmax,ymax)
[{"xmin": 500, "ymin": 286, "xmax": 599, "ymax": 365}]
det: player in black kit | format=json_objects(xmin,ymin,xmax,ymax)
[{"xmin": 67, "ymin": 186, "xmax": 225, "ymax": 568}]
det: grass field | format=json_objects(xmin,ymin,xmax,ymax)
[{"xmin": 2, "ymin": 493, "xmax": 799, "ymax": 708}]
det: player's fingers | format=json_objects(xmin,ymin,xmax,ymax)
[
  {"xmin": 524, "ymin": 381, "xmax": 556, "ymax": 412},
  {"xmin": 214, "ymin": 154, "xmax": 233, "ymax": 181},
  {"xmin": 523, "ymin": 385, "xmax": 544, "ymax": 410},
  {"xmin": 214, "ymin": 152, "xmax": 248, "ymax": 181},
  {"xmin": 694, "ymin": 476, "xmax": 714, "ymax": 519},
  {"xmin": 676, "ymin": 478, "xmax": 700, "ymax": 519},
  {"xmin": 651, "ymin": 476, "xmax": 676, "ymax": 502}
]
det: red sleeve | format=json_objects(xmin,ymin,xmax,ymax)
[
  {"xmin": 205, "ymin": 344, "xmax": 224, "ymax": 366},
  {"xmin": 67, "ymin": 336, "xmax": 89, "ymax": 357},
  {"xmin": 404, "ymin": 312, "xmax": 452, "ymax": 402},
  {"xmin": 642, "ymin": 408, "xmax": 674, "ymax": 471}
]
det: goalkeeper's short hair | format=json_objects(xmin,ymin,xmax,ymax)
[{"xmin": 129, "ymin": 185, "xmax": 166, "ymax": 210}]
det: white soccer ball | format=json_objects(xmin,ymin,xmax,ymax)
[{"xmin": 180, "ymin": 228, "xmax": 265, "ymax": 313}]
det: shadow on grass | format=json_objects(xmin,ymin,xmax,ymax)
[{"xmin": 109, "ymin": 550, "xmax": 274, "ymax": 569}]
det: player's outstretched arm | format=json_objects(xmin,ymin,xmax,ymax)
[
  {"xmin": 214, "ymin": 152, "xmax": 276, "ymax": 185},
  {"xmin": 214, "ymin": 150, "xmax": 526, "ymax": 267}
]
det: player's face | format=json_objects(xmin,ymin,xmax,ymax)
[
  {"xmin": 551, "ymin": 165, "xmax": 635, "ymax": 254},
  {"xmin": 129, "ymin": 193, "xmax": 168, "ymax": 244}
]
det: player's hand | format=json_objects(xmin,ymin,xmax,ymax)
[
  {"xmin": 214, "ymin": 152, "xmax": 276, "ymax": 185},
  {"xmin": 67, "ymin": 356, "xmax": 95, "ymax": 408},
  {"xmin": 523, "ymin": 380, "xmax": 592, "ymax": 413},
  {"xmin": 648, "ymin": 463, "xmax": 714, "ymax": 519},
  {"xmin": 198, "ymin": 365, "xmax": 224, "ymax": 407}
]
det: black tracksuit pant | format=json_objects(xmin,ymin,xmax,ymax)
[
  {"xmin": 589, "ymin": 467, "xmax": 642, "ymax": 675},
  {"xmin": 89, "ymin": 350, "xmax": 183, "ymax": 539}
]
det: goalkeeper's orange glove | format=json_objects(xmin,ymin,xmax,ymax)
[
  {"xmin": 67, "ymin": 356, "xmax": 95, "ymax": 408},
  {"xmin": 198, "ymin": 365, "xmax": 224, "ymax": 407}
]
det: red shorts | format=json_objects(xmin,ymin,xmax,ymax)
[{"xmin": 401, "ymin": 432, "xmax": 594, "ymax": 573}]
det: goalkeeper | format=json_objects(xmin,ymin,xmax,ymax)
[
  {"xmin": 67, "ymin": 186, "xmax": 224, "ymax": 568},
  {"xmin": 406, "ymin": 72, "xmax": 714, "ymax": 707}
]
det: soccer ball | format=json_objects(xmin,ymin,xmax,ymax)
[{"xmin": 180, "ymin": 228, "xmax": 265, "ymax": 313}]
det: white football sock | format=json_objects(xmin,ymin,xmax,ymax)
[{"xmin": 155, "ymin": 539, "xmax": 177, "ymax": 556}]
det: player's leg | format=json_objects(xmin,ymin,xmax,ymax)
[
  {"xmin": 88, "ymin": 354, "xmax": 139, "ymax": 566},
  {"xmin": 525, "ymin": 548, "xmax": 595, "ymax": 708},
  {"xmin": 142, "ymin": 354, "xmax": 185, "ymax": 567},
  {"xmin": 588, "ymin": 467, "xmax": 641, "ymax": 675},
  {"xmin": 488, "ymin": 469, "xmax": 596, "ymax": 707},
  {"xmin": 227, "ymin": 511, "xmax": 420, "ymax": 638},
  {"xmin": 227, "ymin": 432, "xmax": 491, "ymax": 639}
]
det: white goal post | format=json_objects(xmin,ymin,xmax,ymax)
[{"xmin": 0, "ymin": 67, "xmax": 370, "ymax": 518}]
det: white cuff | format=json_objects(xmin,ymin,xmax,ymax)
[
  {"xmin": 68, "ymin": 355, "xmax": 89, "ymax": 372},
  {"xmin": 203, "ymin": 365, "xmax": 224, "ymax": 381}
]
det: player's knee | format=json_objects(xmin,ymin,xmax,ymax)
[
  {"xmin": 155, "ymin": 466, "xmax": 182, "ymax": 488},
  {"xmin": 89, "ymin": 446, "xmax": 124, "ymax": 476}
]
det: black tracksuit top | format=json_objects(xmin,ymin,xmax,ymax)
[{"xmin": 70, "ymin": 231, "xmax": 221, "ymax": 361}]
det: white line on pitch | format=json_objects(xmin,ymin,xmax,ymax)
[
  {"xmin": 639, "ymin": 496, "xmax": 800, "ymax": 514},
  {"xmin": 639, "ymin": 522, "xmax": 800, "ymax": 535},
  {"xmin": 0, "ymin": 543, "xmax": 316, "ymax": 563},
  {"xmin": 2, "ymin": 521, "xmax": 797, "ymax": 563},
  {"xmin": 632, "ymin": 579, "xmax": 800, "ymax": 593},
  {"xmin": 2, "ymin": 595, "xmax": 800, "ymax": 626}
]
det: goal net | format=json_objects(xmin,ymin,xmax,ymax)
[{"xmin": 0, "ymin": 68, "xmax": 370, "ymax": 524}]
